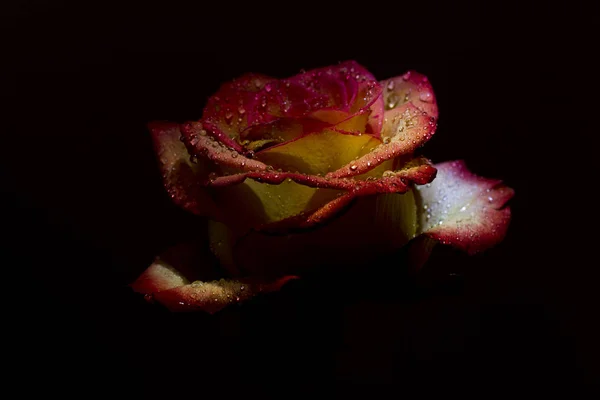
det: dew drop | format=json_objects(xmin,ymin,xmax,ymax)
[
  {"xmin": 419, "ymin": 91, "xmax": 433, "ymax": 103},
  {"xmin": 387, "ymin": 80, "xmax": 395, "ymax": 91},
  {"xmin": 488, "ymin": 196, "xmax": 494, "ymax": 203},
  {"xmin": 386, "ymin": 94, "xmax": 399, "ymax": 110},
  {"xmin": 402, "ymin": 71, "xmax": 412, "ymax": 81},
  {"xmin": 350, "ymin": 165, "xmax": 358, "ymax": 171},
  {"xmin": 189, "ymin": 155, "xmax": 198, "ymax": 164},
  {"xmin": 238, "ymin": 106, "xmax": 246, "ymax": 114},
  {"xmin": 231, "ymin": 152, "xmax": 238, "ymax": 158}
]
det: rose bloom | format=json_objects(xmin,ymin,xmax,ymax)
[{"xmin": 132, "ymin": 61, "xmax": 514, "ymax": 313}]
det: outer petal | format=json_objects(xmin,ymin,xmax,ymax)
[
  {"xmin": 326, "ymin": 103, "xmax": 437, "ymax": 179},
  {"xmin": 148, "ymin": 122, "xmax": 220, "ymax": 217},
  {"xmin": 232, "ymin": 191, "xmax": 418, "ymax": 276},
  {"xmin": 381, "ymin": 70, "xmax": 439, "ymax": 120},
  {"xmin": 414, "ymin": 160, "xmax": 514, "ymax": 254},
  {"xmin": 131, "ymin": 239, "xmax": 297, "ymax": 314},
  {"xmin": 151, "ymin": 277, "xmax": 297, "ymax": 314}
]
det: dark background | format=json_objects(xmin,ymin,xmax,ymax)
[{"xmin": 2, "ymin": 0, "xmax": 594, "ymax": 396}]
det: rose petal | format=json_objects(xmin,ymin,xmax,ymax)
[
  {"xmin": 199, "ymin": 61, "xmax": 384, "ymax": 151},
  {"xmin": 201, "ymin": 73, "xmax": 278, "ymax": 144},
  {"xmin": 367, "ymin": 95, "xmax": 385, "ymax": 136},
  {"xmin": 213, "ymin": 178, "xmax": 342, "ymax": 234},
  {"xmin": 255, "ymin": 129, "xmax": 382, "ymax": 175},
  {"xmin": 131, "ymin": 239, "xmax": 297, "ymax": 313},
  {"xmin": 211, "ymin": 156, "xmax": 436, "ymax": 196},
  {"xmin": 326, "ymin": 103, "xmax": 437, "ymax": 179},
  {"xmin": 382, "ymin": 70, "xmax": 439, "ymax": 120},
  {"xmin": 255, "ymin": 193, "xmax": 356, "ymax": 233},
  {"xmin": 180, "ymin": 121, "xmax": 268, "ymax": 173},
  {"xmin": 152, "ymin": 276, "xmax": 298, "ymax": 314},
  {"xmin": 233, "ymin": 191, "xmax": 417, "ymax": 276},
  {"xmin": 414, "ymin": 160, "xmax": 514, "ymax": 254},
  {"xmin": 148, "ymin": 122, "xmax": 220, "ymax": 217}
]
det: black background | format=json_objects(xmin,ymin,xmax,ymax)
[{"xmin": 2, "ymin": 0, "xmax": 595, "ymax": 396}]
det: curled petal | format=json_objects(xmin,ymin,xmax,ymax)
[
  {"xmin": 326, "ymin": 103, "xmax": 436, "ymax": 179},
  {"xmin": 148, "ymin": 122, "xmax": 220, "ymax": 217},
  {"xmin": 131, "ymin": 240, "xmax": 297, "ymax": 313},
  {"xmin": 210, "ymin": 157, "xmax": 436, "ymax": 196},
  {"xmin": 414, "ymin": 160, "xmax": 514, "ymax": 254},
  {"xmin": 382, "ymin": 70, "xmax": 439, "ymax": 120},
  {"xmin": 180, "ymin": 121, "xmax": 268, "ymax": 173}
]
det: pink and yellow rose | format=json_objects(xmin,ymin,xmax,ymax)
[{"xmin": 132, "ymin": 61, "xmax": 514, "ymax": 313}]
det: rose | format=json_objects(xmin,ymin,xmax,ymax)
[{"xmin": 132, "ymin": 61, "xmax": 514, "ymax": 313}]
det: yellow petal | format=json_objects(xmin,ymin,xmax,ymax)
[
  {"xmin": 215, "ymin": 178, "xmax": 342, "ymax": 234},
  {"xmin": 255, "ymin": 129, "xmax": 381, "ymax": 175},
  {"xmin": 233, "ymin": 190, "xmax": 417, "ymax": 276}
]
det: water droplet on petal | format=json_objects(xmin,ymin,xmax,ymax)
[
  {"xmin": 350, "ymin": 165, "xmax": 358, "ymax": 171},
  {"xmin": 419, "ymin": 91, "xmax": 433, "ymax": 103},
  {"xmin": 387, "ymin": 80, "xmax": 395, "ymax": 91},
  {"xmin": 386, "ymin": 94, "xmax": 399, "ymax": 110}
]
